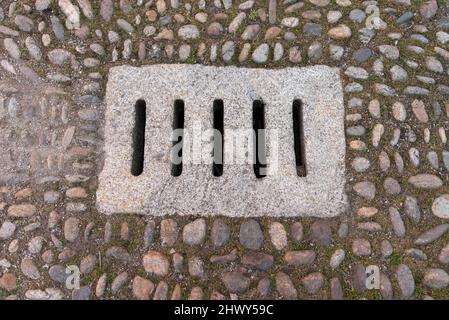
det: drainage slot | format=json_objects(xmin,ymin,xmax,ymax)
[
  {"xmin": 253, "ymin": 100, "xmax": 267, "ymax": 178},
  {"xmin": 171, "ymin": 99, "xmax": 185, "ymax": 177},
  {"xmin": 212, "ymin": 99, "xmax": 224, "ymax": 177},
  {"xmin": 131, "ymin": 99, "xmax": 146, "ymax": 177},
  {"xmin": 292, "ymin": 99, "xmax": 307, "ymax": 177}
]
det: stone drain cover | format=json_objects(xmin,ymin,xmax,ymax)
[{"xmin": 97, "ymin": 64, "xmax": 347, "ymax": 217}]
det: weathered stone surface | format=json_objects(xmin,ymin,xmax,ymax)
[
  {"xmin": 302, "ymin": 272, "xmax": 324, "ymax": 295},
  {"xmin": 378, "ymin": 45, "xmax": 399, "ymax": 60},
  {"xmin": 80, "ymin": 255, "xmax": 97, "ymax": 275},
  {"xmin": 240, "ymin": 219, "xmax": 264, "ymax": 250},
  {"xmin": 2, "ymin": 0, "xmax": 448, "ymax": 303},
  {"xmin": 353, "ymin": 181, "xmax": 376, "ymax": 200},
  {"xmin": 330, "ymin": 249, "xmax": 345, "ymax": 269},
  {"xmin": 404, "ymin": 196, "xmax": 421, "ymax": 223},
  {"xmin": 258, "ymin": 277, "xmax": 271, "ymax": 296},
  {"xmin": 384, "ymin": 177, "xmax": 401, "ymax": 195},
  {"xmin": 207, "ymin": 22, "xmax": 224, "ymax": 36},
  {"xmin": 284, "ymin": 250, "xmax": 316, "ymax": 266},
  {"xmin": 36, "ymin": 0, "xmax": 52, "ymax": 11},
  {"xmin": 188, "ymin": 257, "xmax": 205, "ymax": 278},
  {"xmin": 330, "ymin": 278, "xmax": 343, "ymax": 300},
  {"xmin": 188, "ymin": 287, "xmax": 204, "ymax": 300},
  {"xmin": 310, "ymin": 0, "xmax": 329, "ymax": 6},
  {"xmin": 242, "ymin": 252, "xmax": 274, "ymax": 271},
  {"xmin": 438, "ymin": 243, "xmax": 449, "ymax": 264},
  {"xmin": 269, "ymin": 222, "xmax": 287, "ymax": 250},
  {"xmin": 275, "ymin": 272, "xmax": 297, "ymax": 299},
  {"xmin": 160, "ymin": 219, "xmax": 178, "ymax": 247},
  {"xmin": 153, "ymin": 281, "xmax": 168, "ymax": 300},
  {"xmin": 143, "ymin": 251, "xmax": 170, "ymax": 277},
  {"xmin": 21, "ymin": 259, "xmax": 40, "ymax": 280},
  {"xmin": 144, "ymin": 221, "xmax": 155, "ymax": 249},
  {"xmin": 222, "ymin": 272, "xmax": 250, "ymax": 293},
  {"xmin": 241, "ymin": 24, "xmax": 260, "ymax": 40},
  {"xmin": 178, "ymin": 25, "xmax": 200, "ymax": 40},
  {"xmin": 252, "ymin": 43, "xmax": 269, "ymax": 64},
  {"xmin": 72, "ymin": 286, "xmax": 91, "ymax": 300},
  {"xmin": 48, "ymin": 49, "xmax": 72, "ymax": 65},
  {"xmin": 352, "ymin": 239, "xmax": 371, "ymax": 256},
  {"xmin": 412, "ymin": 100, "xmax": 429, "ymax": 123},
  {"xmin": 289, "ymin": 46, "xmax": 302, "ymax": 63},
  {"xmin": 111, "ymin": 272, "xmax": 128, "ymax": 294},
  {"xmin": 415, "ymin": 224, "xmax": 449, "ymax": 245},
  {"xmin": 98, "ymin": 65, "xmax": 346, "ymax": 217},
  {"xmin": 432, "ymin": 194, "xmax": 449, "ymax": 219},
  {"xmin": 183, "ymin": 219, "xmax": 206, "ymax": 246},
  {"xmin": 290, "ymin": 222, "xmax": 304, "ymax": 242},
  {"xmin": 420, "ymin": 0, "xmax": 438, "ymax": 19},
  {"xmin": 171, "ymin": 284, "xmax": 182, "ymax": 300},
  {"xmin": 66, "ymin": 187, "xmax": 88, "ymax": 199},
  {"xmin": 328, "ymin": 24, "xmax": 351, "ymax": 39},
  {"xmin": 380, "ymin": 273, "xmax": 393, "ymax": 300},
  {"xmin": 0, "ymin": 273, "xmax": 17, "ymax": 291},
  {"xmin": 0, "ymin": 221, "xmax": 16, "ymax": 240},
  {"xmin": 311, "ymin": 220, "xmax": 333, "ymax": 246},
  {"xmin": 396, "ymin": 264, "xmax": 415, "ymax": 298},
  {"xmin": 210, "ymin": 249, "xmax": 237, "ymax": 264},
  {"xmin": 265, "ymin": 26, "xmax": 281, "ymax": 40},
  {"xmin": 26, "ymin": 288, "xmax": 64, "ymax": 300},
  {"xmin": 105, "ymin": 246, "xmax": 131, "ymax": 262},
  {"xmin": 228, "ymin": 12, "xmax": 246, "ymax": 33},
  {"xmin": 8, "ymin": 204, "xmax": 36, "ymax": 218},
  {"xmin": 15, "ymin": 15, "xmax": 34, "ymax": 32},
  {"xmin": 281, "ymin": 17, "xmax": 299, "ymax": 28},
  {"xmin": 423, "ymin": 269, "xmax": 449, "ymax": 289},
  {"xmin": 408, "ymin": 174, "xmax": 443, "ymax": 189},
  {"xmin": 392, "ymin": 102, "xmax": 407, "ymax": 121},
  {"xmin": 49, "ymin": 265, "xmax": 68, "ymax": 283},
  {"xmin": 211, "ymin": 219, "xmax": 230, "ymax": 248},
  {"xmin": 351, "ymin": 263, "xmax": 366, "ymax": 293},
  {"xmin": 405, "ymin": 248, "xmax": 427, "ymax": 261},
  {"xmin": 389, "ymin": 207, "xmax": 405, "ymax": 238},
  {"xmin": 352, "ymin": 157, "xmax": 370, "ymax": 172},
  {"xmin": 64, "ymin": 218, "xmax": 80, "ymax": 242},
  {"xmin": 59, "ymin": 0, "xmax": 81, "ymax": 29}
]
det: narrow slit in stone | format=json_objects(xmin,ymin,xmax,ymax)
[
  {"xmin": 212, "ymin": 99, "xmax": 224, "ymax": 177},
  {"xmin": 171, "ymin": 99, "xmax": 185, "ymax": 177},
  {"xmin": 253, "ymin": 100, "xmax": 267, "ymax": 178},
  {"xmin": 293, "ymin": 99, "xmax": 307, "ymax": 177},
  {"xmin": 131, "ymin": 99, "xmax": 146, "ymax": 177}
]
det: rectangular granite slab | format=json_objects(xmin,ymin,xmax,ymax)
[{"xmin": 97, "ymin": 64, "xmax": 347, "ymax": 217}]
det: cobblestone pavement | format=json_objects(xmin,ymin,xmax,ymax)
[{"xmin": 0, "ymin": 0, "xmax": 449, "ymax": 300}]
